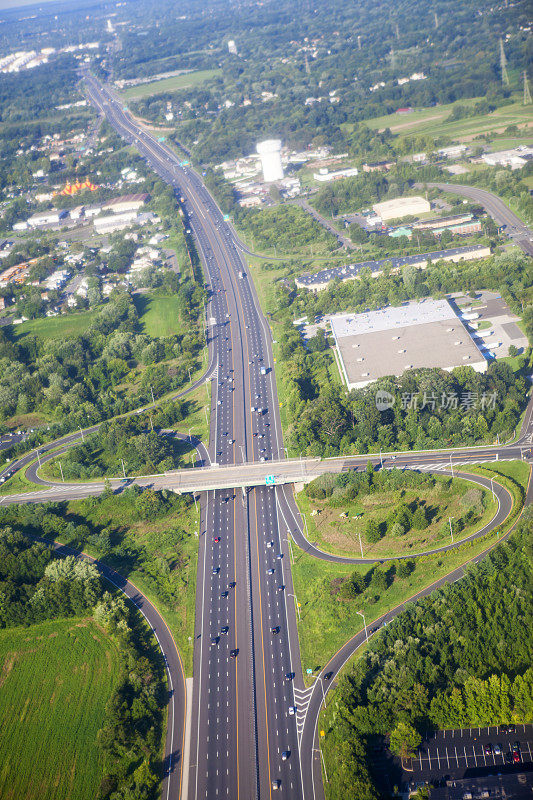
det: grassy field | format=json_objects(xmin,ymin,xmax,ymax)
[
  {"xmin": 295, "ymin": 474, "xmax": 496, "ymax": 558},
  {"xmin": 0, "ymin": 616, "xmax": 121, "ymax": 800},
  {"xmin": 292, "ymin": 461, "xmax": 528, "ymax": 677},
  {"xmin": 361, "ymin": 97, "xmax": 533, "ymax": 142},
  {"xmin": 68, "ymin": 494, "xmax": 199, "ymax": 675},
  {"xmin": 121, "ymin": 69, "xmax": 221, "ymax": 99},
  {"xmin": 134, "ymin": 292, "xmax": 183, "ymax": 337},
  {"xmin": 11, "ymin": 311, "xmax": 93, "ymax": 341}
]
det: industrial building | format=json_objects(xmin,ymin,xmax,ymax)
[
  {"xmin": 330, "ymin": 299, "xmax": 487, "ymax": 390},
  {"xmin": 313, "ymin": 166, "xmax": 359, "ymax": 182},
  {"xmin": 102, "ymin": 193, "xmax": 149, "ymax": 214},
  {"xmin": 372, "ymin": 195, "xmax": 431, "ymax": 221},
  {"xmin": 481, "ymin": 146, "xmax": 533, "ymax": 169},
  {"xmin": 295, "ymin": 244, "xmax": 491, "ymax": 291},
  {"xmin": 256, "ymin": 140, "xmax": 284, "ymax": 182},
  {"xmin": 94, "ymin": 211, "xmax": 139, "ymax": 234}
]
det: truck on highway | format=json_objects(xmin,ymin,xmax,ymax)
[{"xmin": 260, "ymin": 366, "xmax": 268, "ymax": 376}]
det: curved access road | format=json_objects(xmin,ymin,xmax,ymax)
[
  {"xmin": 29, "ymin": 535, "xmax": 187, "ymax": 800},
  {"xmin": 0, "ymin": 355, "xmax": 216, "ymax": 489},
  {"xmin": 300, "ymin": 466, "xmax": 532, "ymax": 800},
  {"xmin": 422, "ymin": 181, "xmax": 533, "ymax": 256},
  {"xmin": 24, "ymin": 431, "xmax": 210, "ymax": 486},
  {"xmin": 275, "ymin": 468, "xmax": 514, "ymax": 564}
]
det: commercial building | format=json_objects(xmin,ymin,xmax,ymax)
[
  {"xmin": 102, "ymin": 193, "xmax": 149, "ymax": 214},
  {"xmin": 481, "ymin": 146, "xmax": 533, "ymax": 169},
  {"xmin": 94, "ymin": 211, "xmax": 139, "ymax": 234},
  {"xmin": 313, "ymin": 167, "xmax": 359, "ymax": 182},
  {"xmin": 330, "ymin": 299, "xmax": 487, "ymax": 390},
  {"xmin": 295, "ymin": 244, "xmax": 491, "ymax": 291},
  {"xmin": 26, "ymin": 210, "xmax": 69, "ymax": 228},
  {"xmin": 372, "ymin": 196, "xmax": 430, "ymax": 221},
  {"xmin": 256, "ymin": 140, "xmax": 284, "ymax": 182}
]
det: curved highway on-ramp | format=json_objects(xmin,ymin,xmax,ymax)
[{"xmin": 299, "ymin": 466, "xmax": 533, "ymax": 800}]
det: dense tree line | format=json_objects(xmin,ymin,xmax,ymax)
[
  {"xmin": 0, "ymin": 487, "xmax": 193, "ymax": 610},
  {"xmin": 0, "ymin": 291, "xmax": 201, "ymax": 437},
  {"xmin": 322, "ymin": 510, "xmax": 533, "ymax": 797},
  {"xmin": 46, "ymin": 401, "xmax": 189, "ymax": 479}
]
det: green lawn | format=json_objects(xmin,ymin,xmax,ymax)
[
  {"xmin": 68, "ymin": 494, "xmax": 199, "ymax": 675},
  {"xmin": 291, "ymin": 461, "xmax": 528, "ymax": 678},
  {"xmin": 11, "ymin": 311, "xmax": 93, "ymax": 341},
  {"xmin": 296, "ymin": 474, "xmax": 496, "ymax": 558},
  {"xmin": 134, "ymin": 292, "xmax": 183, "ymax": 337},
  {"xmin": 121, "ymin": 69, "xmax": 221, "ymax": 99},
  {"xmin": 0, "ymin": 616, "xmax": 121, "ymax": 800}
]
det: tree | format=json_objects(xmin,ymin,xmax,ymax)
[
  {"xmin": 365, "ymin": 519, "xmax": 381, "ymax": 543},
  {"xmin": 411, "ymin": 506, "xmax": 428, "ymax": 530},
  {"xmin": 389, "ymin": 722, "xmax": 421, "ymax": 760}
]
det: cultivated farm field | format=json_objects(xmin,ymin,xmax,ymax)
[{"xmin": 0, "ymin": 616, "xmax": 121, "ymax": 800}]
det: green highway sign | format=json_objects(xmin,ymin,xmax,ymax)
[{"xmin": 265, "ymin": 475, "xmax": 275, "ymax": 486}]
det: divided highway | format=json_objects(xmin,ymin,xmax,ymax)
[
  {"xmin": 0, "ymin": 71, "xmax": 528, "ymax": 800},
  {"xmin": 83, "ymin": 72, "xmax": 305, "ymax": 799}
]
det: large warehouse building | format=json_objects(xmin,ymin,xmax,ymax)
[
  {"xmin": 330, "ymin": 299, "xmax": 487, "ymax": 389},
  {"xmin": 373, "ymin": 195, "xmax": 430, "ymax": 220}
]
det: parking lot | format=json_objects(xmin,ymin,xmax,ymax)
[{"xmin": 409, "ymin": 725, "xmax": 533, "ymax": 780}]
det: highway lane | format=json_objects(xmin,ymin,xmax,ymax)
[
  {"xmin": 83, "ymin": 71, "xmax": 305, "ymax": 799},
  {"xmin": 20, "ymin": 71, "xmax": 530, "ymax": 800}
]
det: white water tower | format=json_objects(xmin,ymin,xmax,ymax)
[{"xmin": 256, "ymin": 139, "xmax": 284, "ymax": 182}]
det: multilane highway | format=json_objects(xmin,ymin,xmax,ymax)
[
  {"xmin": 2, "ymin": 71, "xmax": 529, "ymax": 800},
  {"xmin": 82, "ymin": 72, "xmax": 305, "ymax": 799}
]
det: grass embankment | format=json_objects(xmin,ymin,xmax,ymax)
[
  {"xmin": 68, "ymin": 493, "xmax": 199, "ymax": 675},
  {"xmin": 296, "ymin": 474, "xmax": 496, "ymax": 558},
  {"xmin": 120, "ymin": 68, "xmax": 222, "ymax": 99},
  {"xmin": 0, "ymin": 461, "xmax": 42, "ymax": 496},
  {"xmin": 292, "ymin": 461, "xmax": 529, "ymax": 679},
  {"xmin": 0, "ymin": 616, "xmax": 121, "ymax": 800}
]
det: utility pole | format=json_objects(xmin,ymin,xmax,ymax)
[
  {"xmin": 450, "ymin": 454, "xmax": 454, "ymax": 478},
  {"xmin": 58, "ymin": 461, "xmax": 64, "ymax": 482},
  {"xmin": 449, "ymin": 517, "xmax": 454, "ymax": 543},
  {"xmin": 150, "ymin": 385, "xmax": 155, "ymax": 405},
  {"xmin": 524, "ymin": 71, "xmax": 532, "ymax": 105},
  {"xmin": 357, "ymin": 35, "xmax": 362, "ymax": 50},
  {"xmin": 357, "ymin": 610, "xmax": 369, "ymax": 643},
  {"xmin": 395, "ymin": 21, "xmax": 400, "ymax": 40},
  {"xmin": 500, "ymin": 38, "xmax": 510, "ymax": 86},
  {"xmin": 121, "ymin": 459, "xmax": 126, "ymax": 479},
  {"xmin": 434, "ymin": 11, "xmax": 438, "ymax": 28},
  {"xmin": 79, "ymin": 426, "xmax": 85, "ymax": 443},
  {"xmin": 357, "ymin": 531, "xmax": 364, "ymax": 559},
  {"xmin": 35, "ymin": 449, "xmax": 42, "ymax": 468}
]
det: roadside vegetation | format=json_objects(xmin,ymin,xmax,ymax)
[
  {"xmin": 291, "ymin": 461, "xmax": 529, "ymax": 676},
  {"xmin": 0, "ymin": 486, "xmax": 199, "ymax": 674},
  {"xmin": 299, "ymin": 467, "xmax": 496, "ymax": 557},
  {"xmin": 319, "ymin": 506, "xmax": 533, "ymax": 799},
  {"xmin": 0, "ymin": 525, "xmax": 166, "ymax": 799}
]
